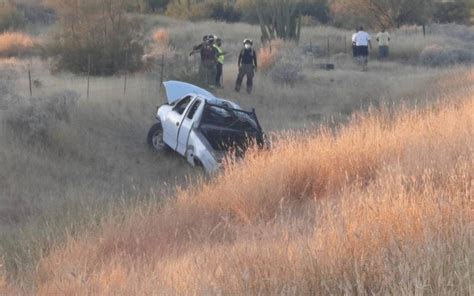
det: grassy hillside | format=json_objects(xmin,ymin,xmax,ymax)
[
  {"xmin": 26, "ymin": 69, "xmax": 473, "ymax": 295},
  {"xmin": 0, "ymin": 19, "xmax": 472, "ymax": 293}
]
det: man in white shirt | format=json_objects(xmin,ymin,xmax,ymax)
[
  {"xmin": 355, "ymin": 26, "xmax": 372, "ymax": 69},
  {"xmin": 376, "ymin": 28, "xmax": 391, "ymax": 59}
]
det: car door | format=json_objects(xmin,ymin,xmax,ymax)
[
  {"xmin": 176, "ymin": 98, "xmax": 203, "ymax": 156},
  {"xmin": 162, "ymin": 95, "xmax": 193, "ymax": 150}
]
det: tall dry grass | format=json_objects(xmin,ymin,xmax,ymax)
[
  {"xmin": 0, "ymin": 32, "xmax": 36, "ymax": 57},
  {"xmin": 32, "ymin": 70, "xmax": 473, "ymax": 294}
]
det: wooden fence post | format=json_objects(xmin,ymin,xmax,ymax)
[
  {"xmin": 124, "ymin": 48, "xmax": 129, "ymax": 94},
  {"xmin": 28, "ymin": 69, "xmax": 32, "ymax": 98},
  {"xmin": 87, "ymin": 55, "xmax": 91, "ymax": 99},
  {"xmin": 159, "ymin": 54, "xmax": 165, "ymax": 95},
  {"xmin": 327, "ymin": 36, "xmax": 330, "ymax": 64}
]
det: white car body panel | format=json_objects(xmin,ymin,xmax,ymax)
[
  {"xmin": 163, "ymin": 81, "xmax": 216, "ymax": 104},
  {"xmin": 150, "ymin": 81, "xmax": 263, "ymax": 173}
]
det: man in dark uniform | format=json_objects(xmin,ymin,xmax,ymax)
[
  {"xmin": 235, "ymin": 39, "xmax": 257, "ymax": 94},
  {"xmin": 190, "ymin": 35, "xmax": 218, "ymax": 87}
]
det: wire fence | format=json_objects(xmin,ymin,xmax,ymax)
[
  {"xmin": 21, "ymin": 54, "xmax": 168, "ymax": 100},
  {"xmin": 16, "ymin": 24, "xmax": 438, "ymax": 99}
]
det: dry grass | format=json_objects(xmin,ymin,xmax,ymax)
[
  {"xmin": 0, "ymin": 32, "xmax": 37, "ymax": 57},
  {"xmin": 31, "ymin": 69, "xmax": 473, "ymax": 294},
  {"xmin": 0, "ymin": 18, "xmax": 473, "ymax": 293},
  {"xmin": 258, "ymin": 39, "xmax": 284, "ymax": 71},
  {"xmin": 152, "ymin": 29, "xmax": 170, "ymax": 45}
]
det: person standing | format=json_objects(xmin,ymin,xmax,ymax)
[
  {"xmin": 213, "ymin": 38, "xmax": 225, "ymax": 88},
  {"xmin": 190, "ymin": 35, "xmax": 211, "ymax": 81},
  {"xmin": 352, "ymin": 28, "xmax": 358, "ymax": 58},
  {"xmin": 200, "ymin": 36, "xmax": 218, "ymax": 87},
  {"xmin": 355, "ymin": 26, "xmax": 372, "ymax": 70},
  {"xmin": 235, "ymin": 39, "xmax": 257, "ymax": 94},
  {"xmin": 376, "ymin": 28, "xmax": 391, "ymax": 59}
]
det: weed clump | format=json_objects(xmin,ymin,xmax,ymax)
[
  {"xmin": 3, "ymin": 91, "xmax": 79, "ymax": 143},
  {"xmin": 420, "ymin": 44, "xmax": 474, "ymax": 67},
  {"xmin": 269, "ymin": 45, "xmax": 305, "ymax": 85}
]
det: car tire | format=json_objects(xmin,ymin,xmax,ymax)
[
  {"xmin": 194, "ymin": 157, "xmax": 203, "ymax": 167},
  {"xmin": 147, "ymin": 122, "xmax": 167, "ymax": 151}
]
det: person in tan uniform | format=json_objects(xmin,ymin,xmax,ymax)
[{"xmin": 376, "ymin": 28, "xmax": 391, "ymax": 59}]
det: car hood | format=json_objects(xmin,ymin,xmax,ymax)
[{"xmin": 163, "ymin": 81, "xmax": 217, "ymax": 104}]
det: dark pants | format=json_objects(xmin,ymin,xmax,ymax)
[
  {"xmin": 216, "ymin": 62, "xmax": 223, "ymax": 87},
  {"xmin": 357, "ymin": 46, "xmax": 369, "ymax": 65},
  {"xmin": 352, "ymin": 45, "xmax": 358, "ymax": 58},
  {"xmin": 235, "ymin": 64, "xmax": 254, "ymax": 93},
  {"xmin": 202, "ymin": 60, "xmax": 216, "ymax": 86},
  {"xmin": 379, "ymin": 46, "xmax": 389, "ymax": 59}
]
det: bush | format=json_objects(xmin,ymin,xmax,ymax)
[
  {"xmin": 257, "ymin": 41, "xmax": 305, "ymax": 86},
  {"xmin": 208, "ymin": 1, "xmax": 242, "ymax": 22},
  {"xmin": 166, "ymin": 1, "xmax": 210, "ymax": 20},
  {"xmin": 0, "ymin": 68, "xmax": 20, "ymax": 111},
  {"xmin": 47, "ymin": 1, "xmax": 144, "ymax": 75},
  {"xmin": 433, "ymin": 2, "xmax": 470, "ymax": 24},
  {"xmin": 166, "ymin": 0, "xmax": 241, "ymax": 22},
  {"xmin": 16, "ymin": 3, "xmax": 56, "ymax": 25},
  {"xmin": 152, "ymin": 29, "xmax": 170, "ymax": 45},
  {"xmin": 269, "ymin": 46, "xmax": 305, "ymax": 86},
  {"xmin": 0, "ymin": 3, "xmax": 26, "ymax": 32},
  {"xmin": 258, "ymin": 39, "xmax": 284, "ymax": 71},
  {"xmin": 420, "ymin": 44, "xmax": 474, "ymax": 67},
  {"xmin": 430, "ymin": 23, "xmax": 474, "ymax": 43},
  {"xmin": 0, "ymin": 32, "xmax": 37, "ymax": 57},
  {"xmin": 4, "ymin": 91, "xmax": 79, "ymax": 143}
]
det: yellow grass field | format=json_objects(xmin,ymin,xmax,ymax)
[{"xmin": 16, "ymin": 70, "xmax": 471, "ymax": 295}]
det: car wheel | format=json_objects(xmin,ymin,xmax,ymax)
[
  {"xmin": 194, "ymin": 157, "xmax": 203, "ymax": 167},
  {"xmin": 147, "ymin": 122, "xmax": 166, "ymax": 151}
]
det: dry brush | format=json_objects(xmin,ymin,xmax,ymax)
[{"xmin": 32, "ymin": 71, "xmax": 473, "ymax": 295}]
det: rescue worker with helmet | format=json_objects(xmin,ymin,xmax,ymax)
[
  {"xmin": 190, "ymin": 35, "xmax": 218, "ymax": 87},
  {"xmin": 235, "ymin": 39, "xmax": 257, "ymax": 94}
]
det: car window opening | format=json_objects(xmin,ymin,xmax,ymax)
[
  {"xmin": 187, "ymin": 100, "xmax": 201, "ymax": 119},
  {"xmin": 174, "ymin": 96, "xmax": 192, "ymax": 115}
]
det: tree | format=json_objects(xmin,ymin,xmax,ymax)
[
  {"xmin": 330, "ymin": 0, "xmax": 434, "ymax": 29},
  {"xmin": 46, "ymin": 0, "xmax": 143, "ymax": 75},
  {"xmin": 434, "ymin": 0, "xmax": 471, "ymax": 24},
  {"xmin": 133, "ymin": 0, "xmax": 170, "ymax": 12},
  {"xmin": 238, "ymin": 0, "xmax": 324, "ymax": 43}
]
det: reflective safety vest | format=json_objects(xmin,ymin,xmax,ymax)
[{"xmin": 214, "ymin": 45, "xmax": 224, "ymax": 64}]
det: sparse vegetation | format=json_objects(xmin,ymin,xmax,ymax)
[
  {"xmin": 4, "ymin": 90, "xmax": 79, "ymax": 143},
  {"xmin": 0, "ymin": 2, "xmax": 26, "ymax": 32},
  {"xmin": 46, "ymin": 0, "xmax": 144, "ymax": 75},
  {"xmin": 34, "ymin": 70, "xmax": 473, "ymax": 295},
  {"xmin": 0, "ymin": 32, "xmax": 37, "ymax": 57},
  {"xmin": 420, "ymin": 44, "xmax": 474, "ymax": 67},
  {"xmin": 0, "ymin": 5, "xmax": 473, "ymax": 294}
]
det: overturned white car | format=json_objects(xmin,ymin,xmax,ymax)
[{"xmin": 147, "ymin": 81, "xmax": 265, "ymax": 173}]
